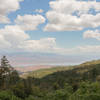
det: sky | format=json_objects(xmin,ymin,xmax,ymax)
[{"xmin": 0, "ymin": 0, "xmax": 100, "ymax": 66}]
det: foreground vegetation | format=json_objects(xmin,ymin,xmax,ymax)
[{"xmin": 1, "ymin": 56, "xmax": 100, "ymax": 100}]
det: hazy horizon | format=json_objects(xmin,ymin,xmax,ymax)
[{"xmin": 0, "ymin": 53, "xmax": 100, "ymax": 67}]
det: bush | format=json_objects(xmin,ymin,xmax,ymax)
[{"xmin": 0, "ymin": 91, "xmax": 21, "ymax": 100}]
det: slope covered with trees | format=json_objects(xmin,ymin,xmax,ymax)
[
  {"xmin": 23, "ymin": 59, "xmax": 100, "ymax": 79},
  {"xmin": 22, "ymin": 66, "xmax": 74, "ymax": 78},
  {"xmin": 1, "ymin": 56, "xmax": 100, "ymax": 100}
]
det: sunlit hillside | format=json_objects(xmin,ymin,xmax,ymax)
[{"xmin": 22, "ymin": 60, "xmax": 100, "ymax": 79}]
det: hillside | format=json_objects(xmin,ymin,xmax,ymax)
[
  {"xmin": 22, "ymin": 60, "xmax": 100, "ymax": 78},
  {"xmin": 20, "ymin": 59, "xmax": 100, "ymax": 91},
  {"xmin": 80, "ymin": 60, "xmax": 100, "ymax": 66},
  {"xmin": 21, "ymin": 66, "xmax": 74, "ymax": 78},
  {"xmin": 32, "ymin": 59, "xmax": 100, "ymax": 90}
]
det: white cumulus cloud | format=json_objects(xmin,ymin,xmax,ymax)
[
  {"xmin": 35, "ymin": 9, "xmax": 44, "ymax": 13},
  {"xmin": 0, "ymin": 0, "xmax": 23, "ymax": 23},
  {"xmin": 44, "ymin": 0, "xmax": 100, "ymax": 31},
  {"xmin": 0, "ymin": 25, "xmax": 29, "ymax": 46},
  {"xmin": 0, "ymin": 25, "xmax": 58, "ymax": 52},
  {"xmin": 18, "ymin": 38, "xmax": 57, "ymax": 52},
  {"xmin": 15, "ymin": 14, "xmax": 45, "ymax": 31},
  {"xmin": 0, "ymin": 34, "xmax": 11, "ymax": 49},
  {"xmin": 84, "ymin": 29, "xmax": 100, "ymax": 40}
]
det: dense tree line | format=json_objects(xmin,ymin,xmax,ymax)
[{"xmin": 0, "ymin": 56, "xmax": 100, "ymax": 100}]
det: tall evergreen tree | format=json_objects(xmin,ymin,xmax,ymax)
[{"xmin": 0, "ymin": 56, "xmax": 19, "ymax": 89}]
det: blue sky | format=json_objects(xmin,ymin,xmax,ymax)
[{"xmin": 0, "ymin": 0, "xmax": 100, "ymax": 66}]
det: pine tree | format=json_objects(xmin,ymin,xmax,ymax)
[
  {"xmin": 0, "ymin": 56, "xmax": 13, "ymax": 77},
  {"xmin": 0, "ymin": 56, "xmax": 19, "ymax": 89},
  {"xmin": 1, "ymin": 56, "xmax": 9, "ymax": 67}
]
